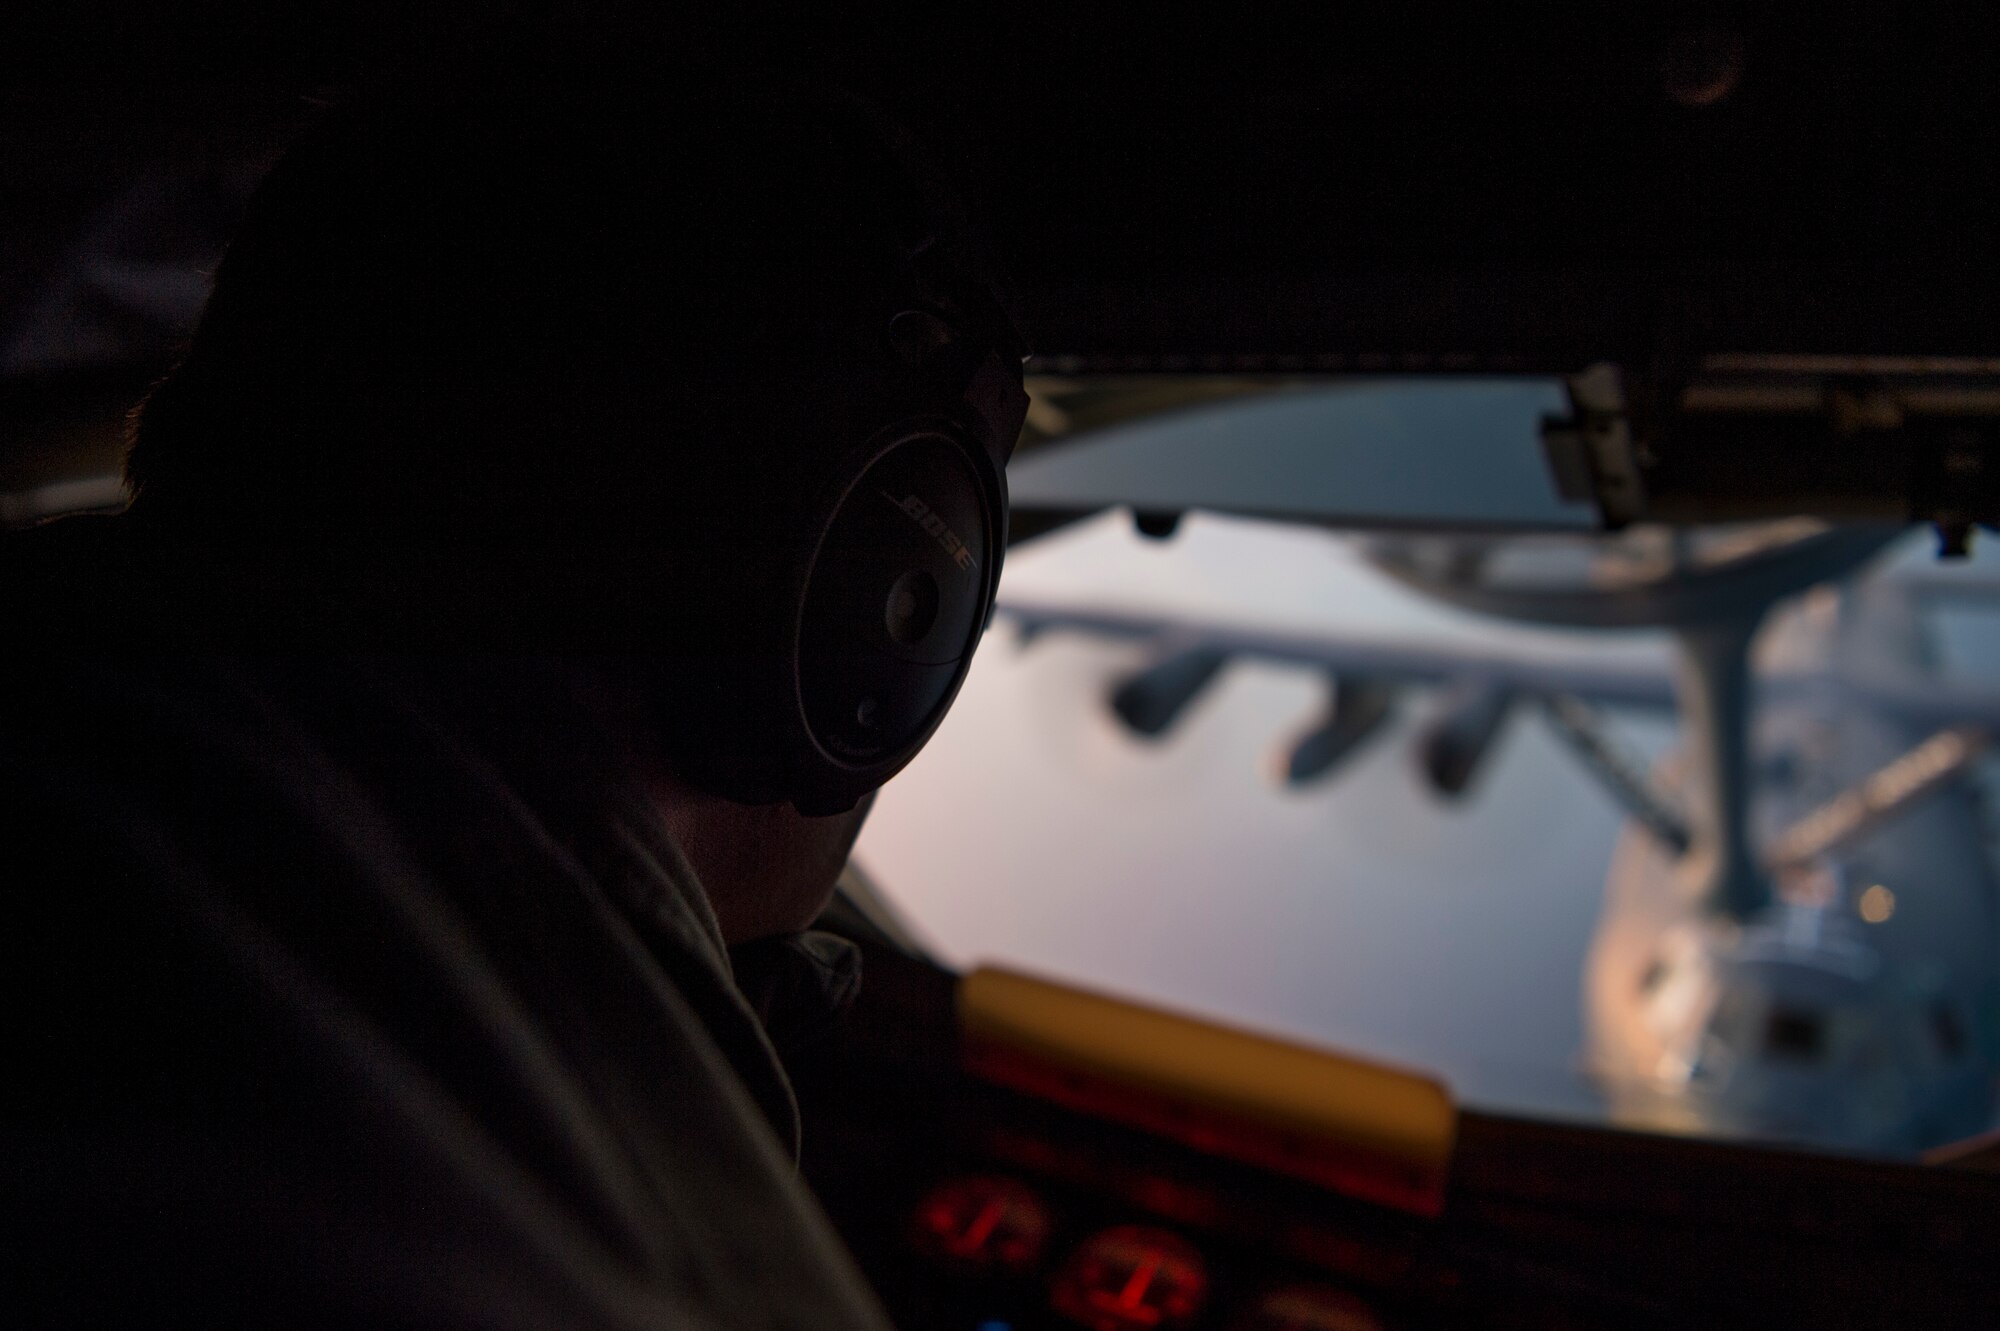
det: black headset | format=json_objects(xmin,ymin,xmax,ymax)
[
  {"xmin": 125, "ymin": 80, "xmax": 1027, "ymax": 818},
  {"xmin": 650, "ymin": 237, "xmax": 1030, "ymax": 816}
]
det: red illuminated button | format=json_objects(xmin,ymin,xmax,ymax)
[
  {"xmin": 910, "ymin": 1175, "xmax": 1054, "ymax": 1276},
  {"xmin": 1051, "ymin": 1225, "xmax": 1209, "ymax": 1331},
  {"xmin": 1232, "ymin": 1284, "xmax": 1385, "ymax": 1331}
]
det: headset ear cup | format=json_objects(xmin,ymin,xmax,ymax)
[
  {"xmin": 651, "ymin": 419, "xmax": 1003, "ymax": 815},
  {"xmin": 796, "ymin": 430, "xmax": 991, "ymax": 760},
  {"xmin": 640, "ymin": 274, "xmax": 1018, "ymax": 813}
]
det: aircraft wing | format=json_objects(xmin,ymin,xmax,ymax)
[
  {"xmin": 995, "ymin": 595, "xmax": 1681, "ymax": 711},
  {"xmin": 1844, "ymin": 676, "xmax": 2000, "ymax": 735},
  {"xmin": 998, "ymin": 597, "xmax": 2000, "ymax": 725},
  {"xmin": 994, "ymin": 595, "xmax": 2000, "ymax": 814}
]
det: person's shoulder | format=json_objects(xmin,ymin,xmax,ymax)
[
  {"xmin": 4, "ymin": 511, "xmax": 308, "ymax": 653},
  {"xmin": 2, "ymin": 513, "xmax": 142, "ymax": 642}
]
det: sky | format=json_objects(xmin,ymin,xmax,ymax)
[
  {"xmin": 854, "ymin": 506, "xmax": 1679, "ymax": 1124},
  {"xmin": 852, "ymin": 381, "xmax": 2000, "ymax": 1133}
]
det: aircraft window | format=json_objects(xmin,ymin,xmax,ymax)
[
  {"xmin": 1764, "ymin": 1007, "xmax": 1826, "ymax": 1062},
  {"xmin": 1008, "ymin": 377, "xmax": 1597, "ymax": 535},
  {"xmin": 859, "ymin": 383, "xmax": 2000, "ymax": 1158}
]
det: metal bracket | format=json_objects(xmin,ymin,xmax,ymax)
[{"xmin": 1541, "ymin": 363, "xmax": 1649, "ymax": 529}]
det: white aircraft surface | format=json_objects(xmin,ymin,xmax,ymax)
[{"xmin": 856, "ymin": 509, "xmax": 2000, "ymax": 1156}]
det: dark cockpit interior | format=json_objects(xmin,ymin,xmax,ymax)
[{"xmin": 11, "ymin": 6, "xmax": 2000, "ymax": 1326}]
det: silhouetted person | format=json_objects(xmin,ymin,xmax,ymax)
[{"xmin": 3, "ymin": 37, "xmax": 1023, "ymax": 1329}]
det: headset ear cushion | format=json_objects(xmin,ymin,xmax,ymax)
[
  {"xmin": 648, "ymin": 421, "xmax": 1002, "ymax": 816},
  {"xmin": 795, "ymin": 431, "xmax": 993, "ymax": 771}
]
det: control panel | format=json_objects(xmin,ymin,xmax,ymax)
[{"xmin": 896, "ymin": 1170, "xmax": 1388, "ymax": 1331}]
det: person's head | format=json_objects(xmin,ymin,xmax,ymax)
[{"xmin": 126, "ymin": 45, "xmax": 1027, "ymax": 938}]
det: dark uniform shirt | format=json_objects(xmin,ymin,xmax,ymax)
[{"xmin": 2, "ymin": 523, "xmax": 891, "ymax": 1329}]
